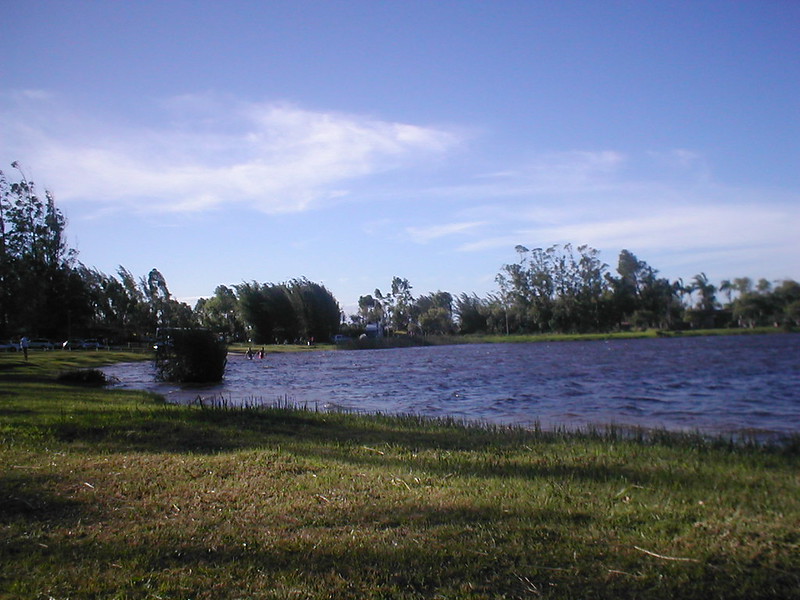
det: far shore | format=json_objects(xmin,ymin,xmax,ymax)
[{"xmin": 227, "ymin": 325, "xmax": 792, "ymax": 354}]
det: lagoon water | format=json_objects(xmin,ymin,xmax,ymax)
[{"xmin": 103, "ymin": 333, "xmax": 800, "ymax": 437}]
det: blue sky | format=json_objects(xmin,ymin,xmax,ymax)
[{"xmin": 2, "ymin": 1, "xmax": 798, "ymax": 313}]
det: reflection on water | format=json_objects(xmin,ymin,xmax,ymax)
[{"xmin": 103, "ymin": 334, "xmax": 800, "ymax": 436}]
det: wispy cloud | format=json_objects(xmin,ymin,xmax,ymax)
[
  {"xmin": 1, "ymin": 92, "xmax": 460, "ymax": 214},
  {"xmin": 422, "ymin": 152, "xmax": 800, "ymax": 280},
  {"xmin": 405, "ymin": 221, "xmax": 486, "ymax": 244},
  {"xmin": 517, "ymin": 204, "xmax": 797, "ymax": 254}
]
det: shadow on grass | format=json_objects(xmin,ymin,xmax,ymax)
[
  {"xmin": 4, "ymin": 500, "xmax": 796, "ymax": 600},
  {"xmin": 0, "ymin": 471, "xmax": 84, "ymax": 524}
]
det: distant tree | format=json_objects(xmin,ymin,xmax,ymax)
[
  {"xmin": 235, "ymin": 281, "xmax": 335, "ymax": 344},
  {"xmin": 195, "ymin": 285, "xmax": 246, "ymax": 342},
  {"xmin": 732, "ymin": 293, "xmax": 771, "ymax": 328},
  {"xmin": 412, "ymin": 291, "xmax": 455, "ymax": 335},
  {"xmin": 116, "ymin": 266, "xmax": 155, "ymax": 339},
  {"xmin": 374, "ymin": 277, "xmax": 415, "ymax": 332},
  {"xmin": 143, "ymin": 268, "xmax": 171, "ymax": 327},
  {"xmin": 607, "ymin": 249, "xmax": 680, "ymax": 329},
  {"xmin": 454, "ymin": 293, "xmax": 489, "ymax": 334},
  {"xmin": 496, "ymin": 243, "xmax": 612, "ymax": 333},
  {"xmin": 485, "ymin": 293, "xmax": 516, "ymax": 334},
  {"xmin": 0, "ymin": 169, "xmax": 9, "ymax": 333},
  {"xmin": 355, "ymin": 294, "xmax": 384, "ymax": 326},
  {"xmin": 775, "ymin": 280, "xmax": 800, "ymax": 327},
  {"xmin": 574, "ymin": 244, "xmax": 610, "ymax": 331},
  {"xmin": 719, "ymin": 279, "xmax": 734, "ymax": 305},
  {"xmin": 390, "ymin": 277, "xmax": 414, "ymax": 331},
  {"xmin": 285, "ymin": 278, "xmax": 341, "ymax": 342},
  {"xmin": 690, "ymin": 272, "xmax": 718, "ymax": 312},
  {"xmin": 136, "ymin": 268, "xmax": 195, "ymax": 331},
  {"xmin": 786, "ymin": 300, "xmax": 800, "ymax": 327},
  {"xmin": 236, "ymin": 282, "xmax": 288, "ymax": 343},
  {"xmin": 727, "ymin": 278, "xmax": 798, "ymax": 328},
  {"xmin": 733, "ymin": 277, "xmax": 754, "ymax": 296},
  {"xmin": 496, "ymin": 245, "xmax": 556, "ymax": 333}
]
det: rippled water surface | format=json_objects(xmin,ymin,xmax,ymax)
[{"xmin": 103, "ymin": 334, "xmax": 800, "ymax": 435}]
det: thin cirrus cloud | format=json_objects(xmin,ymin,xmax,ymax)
[
  {"xmin": 456, "ymin": 195, "xmax": 799, "ymax": 266},
  {"xmin": 1, "ymin": 92, "xmax": 460, "ymax": 214},
  {"xmin": 445, "ymin": 149, "xmax": 800, "ymax": 276},
  {"xmin": 405, "ymin": 221, "xmax": 487, "ymax": 244},
  {"xmin": 460, "ymin": 150, "xmax": 629, "ymax": 197}
]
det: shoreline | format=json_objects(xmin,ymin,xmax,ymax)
[{"xmin": 226, "ymin": 326, "xmax": 792, "ymax": 354}]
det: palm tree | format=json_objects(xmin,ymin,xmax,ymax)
[
  {"xmin": 673, "ymin": 278, "xmax": 693, "ymax": 307},
  {"xmin": 719, "ymin": 279, "xmax": 734, "ymax": 306},
  {"xmin": 690, "ymin": 273, "xmax": 718, "ymax": 312}
]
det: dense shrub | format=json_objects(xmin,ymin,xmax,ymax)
[
  {"xmin": 57, "ymin": 368, "xmax": 109, "ymax": 386},
  {"xmin": 155, "ymin": 328, "xmax": 227, "ymax": 383}
]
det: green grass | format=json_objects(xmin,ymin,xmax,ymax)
[
  {"xmin": 0, "ymin": 349, "xmax": 151, "ymax": 380},
  {"xmin": 1, "ymin": 352, "xmax": 799, "ymax": 599}
]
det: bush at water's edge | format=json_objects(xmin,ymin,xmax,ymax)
[{"xmin": 156, "ymin": 329, "xmax": 227, "ymax": 383}]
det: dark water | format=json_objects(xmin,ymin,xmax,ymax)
[{"xmin": 103, "ymin": 334, "xmax": 800, "ymax": 436}]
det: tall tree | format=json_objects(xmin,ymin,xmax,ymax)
[
  {"xmin": 608, "ymin": 250, "xmax": 680, "ymax": 329},
  {"xmin": 194, "ymin": 285, "xmax": 245, "ymax": 341},
  {"xmin": 355, "ymin": 294, "xmax": 384, "ymax": 325},
  {"xmin": 390, "ymin": 276, "xmax": 414, "ymax": 332},
  {"xmin": 0, "ymin": 168, "xmax": 12, "ymax": 333},
  {"xmin": 497, "ymin": 244, "xmax": 610, "ymax": 333},
  {"xmin": 235, "ymin": 282, "xmax": 298, "ymax": 344},
  {"xmin": 0, "ymin": 163, "xmax": 84, "ymax": 338},
  {"xmin": 454, "ymin": 293, "xmax": 489, "ymax": 334},
  {"xmin": 690, "ymin": 272, "xmax": 718, "ymax": 312},
  {"xmin": 144, "ymin": 268, "xmax": 171, "ymax": 327},
  {"xmin": 285, "ymin": 278, "xmax": 341, "ymax": 342},
  {"xmin": 374, "ymin": 277, "xmax": 414, "ymax": 332},
  {"xmin": 412, "ymin": 291, "xmax": 455, "ymax": 335},
  {"xmin": 496, "ymin": 245, "xmax": 556, "ymax": 333}
]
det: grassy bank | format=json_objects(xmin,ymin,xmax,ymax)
[{"xmin": 1, "ymin": 352, "xmax": 799, "ymax": 599}]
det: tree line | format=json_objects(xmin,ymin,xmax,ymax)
[
  {"xmin": 1, "ymin": 165, "xmax": 342, "ymax": 345},
  {"xmin": 458, "ymin": 244, "xmax": 800, "ymax": 334},
  {"xmin": 2, "ymin": 164, "xmax": 798, "ymax": 345},
  {"xmin": 345, "ymin": 245, "xmax": 798, "ymax": 337}
]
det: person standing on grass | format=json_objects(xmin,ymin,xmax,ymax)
[{"xmin": 20, "ymin": 336, "xmax": 29, "ymax": 361}]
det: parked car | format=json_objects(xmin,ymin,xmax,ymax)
[
  {"xmin": 0, "ymin": 340, "xmax": 20, "ymax": 352},
  {"xmin": 28, "ymin": 338, "xmax": 54, "ymax": 350},
  {"xmin": 62, "ymin": 339, "xmax": 102, "ymax": 350}
]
